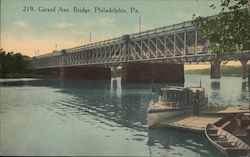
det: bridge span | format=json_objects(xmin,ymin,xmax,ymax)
[{"xmin": 32, "ymin": 19, "xmax": 249, "ymax": 82}]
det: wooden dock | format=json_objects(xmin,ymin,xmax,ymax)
[
  {"xmin": 158, "ymin": 113, "xmax": 223, "ymax": 133},
  {"xmin": 158, "ymin": 106, "xmax": 250, "ymax": 133},
  {"xmin": 201, "ymin": 106, "xmax": 250, "ymax": 114}
]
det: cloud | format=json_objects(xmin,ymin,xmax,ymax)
[
  {"xmin": 54, "ymin": 22, "xmax": 75, "ymax": 28},
  {"xmin": 14, "ymin": 21, "xmax": 29, "ymax": 28},
  {"xmin": 99, "ymin": 17, "xmax": 115, "ymax": 26},
  {"xmin": 83, "ymin": 21, "xmax": 96, "ymax": 28},
  {"xmin": 81, "ymin": 17, "xmax": 115, "ymax": 28}
]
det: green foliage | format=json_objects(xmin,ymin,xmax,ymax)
[
  {"xmin": 0, "ymin": 49, "xmax": 33, "ymax": 77},
  {"xmin": 193, "ymin": 0, "xmax": 250, "ymax": 55},
  {"xmin": 185, "ymin": 68, "xmax": 210, "ymax": 75},
  {"xmin": 185, "ymin": 65, "xmax": 242, "ymax": 77}
]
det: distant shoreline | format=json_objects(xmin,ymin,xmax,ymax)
[{"xmin": 185, "ymin": 65, "xmax": 243, "ymax": 77}]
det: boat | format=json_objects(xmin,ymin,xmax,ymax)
[
  {"xmin": 235, "ymin": 112, "xmax": 250, "ymax": 128},
  {"xmin": 148, "ymin": 86, "xmax": 208, "ymax": 127},
  {"xmin": 205, "ymin": 124, "xmax": 250, "ymax": 157}
]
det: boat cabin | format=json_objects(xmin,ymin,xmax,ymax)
[{"xmin": 159, "ymin": 86, "xmax": 206, "ymax": 107}]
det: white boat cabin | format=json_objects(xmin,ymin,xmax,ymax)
[{"xmin": 159, "ymin": 86, "xmax": 206, "ymax": 107}]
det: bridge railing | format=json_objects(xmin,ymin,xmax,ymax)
[
  {"xmin": 66, "ymin": 36, "xmax": 123, "ymax": 53},
  {"xmin": 65, "ymin": 21, "xmax": 195, "ymax": 53},
  {"xmin": 130, "ymin": 20, "xmax": 194, "ymax": 39}
]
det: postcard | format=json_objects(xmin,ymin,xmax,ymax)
[{"xmin": 1, "ymin": 0, "xmax": 249, "ymax": 156}]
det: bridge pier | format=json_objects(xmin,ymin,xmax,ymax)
[
  {"xmin": 210, "ymin": 60, "xmax": 221, "ymax": 79},
  {"xmin": 240, "ymin": 60, "xmax": 248, "ymax": 79},
  {"xmin": 121, "ymin": 63, "xmax": 184, "ymax": 83},
  {"xmin": 34, "ymin": 67, "xmax": 61, "ymax": 78},
  {"xmin": 34, "ymin": 66, "xmax": 111, "ymax": 80}
]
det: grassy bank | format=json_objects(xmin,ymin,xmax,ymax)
[{"xmin": 185, "ymin": 65, "xmax": 242, "ymax": 77}]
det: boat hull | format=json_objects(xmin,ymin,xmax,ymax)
[
  {"xmin": 147, "ymin": 107, "xmax": 192, "ymax": 127},
  {"xmin": 147, "ymin": 86, "xmax": 208, "ymax": 128},
  {"xmin": 205, "ymin": 124, "xmax": 250, "ymax": 157}
]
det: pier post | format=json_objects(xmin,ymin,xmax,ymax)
[
  {"xmin": 210, "ymin": 60, "xmax": 221, "ymax": 79},
  {"xmin": 240, "ymin": 59, "xmax": 248, "ymax": 79}
]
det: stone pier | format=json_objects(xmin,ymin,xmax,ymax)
[
  {"xmin": 34, "ymin": 67, "xmax": 60, "ymax": 78},
  {"xmin": 34, "ymin": 66, "xmax": 111, "ymax": 80},
  {"xmin": 121, "ymin": 63, "xmax": 184, "ymax": 83},
  {"xmin": 210, "ymin": 60, "xmax": 221, "ymax": 79}
]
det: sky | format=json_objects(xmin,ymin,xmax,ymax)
[{"xmin": 1, "ymin": 0, "xmax": 221, "ymax": 57}]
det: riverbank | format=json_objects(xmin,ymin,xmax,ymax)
[{"xmin": 185, "ymin": 65, "xmax": 243, "ymax": 77}]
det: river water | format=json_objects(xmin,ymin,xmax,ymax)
[{"xmin": 0, "ymin": 75, "xmax": 249, "ymax": 156}]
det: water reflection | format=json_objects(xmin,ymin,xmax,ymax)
[
  {"xmin": 0, "ymin": 76, "xmax": 248, "ymax": 156},
  {"xmin": 0, "ymin": 77, "xmax": 249, "ymax": 128},
  {"xmin": 32, "ymin": 78, "xmax": 150, "ymax": 130},
  {"xmin": 241, "ymin": 81, "xmax": 247, "ymax": 92},
  {"xmin": 147, "ymin": 128, "xmax": 223, "ymax": 157},
  {"xmin": 209, "ymin": 80, "xmax": 221, "ymax": 106},
  {"xmin": 240, "ymin": 81, "xmax": 249, "ymax": 102},
  {"xmin": 211, "ymin": 81, "xmax": 220, "ymax": 91}
]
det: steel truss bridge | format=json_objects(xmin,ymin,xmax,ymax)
[{"xmin": 32, "ymin": 19, "xmax": 249, "ymax": 69}]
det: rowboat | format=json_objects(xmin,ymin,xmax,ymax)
[{"xmin": 205, "ymin": 124, "xmax": 250, "ymax": 157}]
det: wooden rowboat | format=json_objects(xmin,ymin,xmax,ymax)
[{"xmin": 205, "ymin": 124, "xmax": 250, "ymax": 157}]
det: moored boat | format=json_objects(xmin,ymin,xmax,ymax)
[
  {"xmin": 148, "ymin": 86, "xmax": 208, "ymax": 127},
  {"xmin": 205, "ymin": 124, "xmax": 250, "ymax": 157}
]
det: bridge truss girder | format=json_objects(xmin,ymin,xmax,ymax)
[{"xmin": 32, "ymin": 21, "xmax": 214, "ymax": 69}]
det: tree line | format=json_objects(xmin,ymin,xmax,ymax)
[{"xmin": 0, "ymin": 48, "xmax": 33, "ymax": 78}]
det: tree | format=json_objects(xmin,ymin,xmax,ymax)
[
  {"xmin": 193, "ymin": 0, "xmax": 250, "ymax": 56},
  {"xmin": 0, "ymin": 49, "xmax": 33, "ymax": 77}
]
